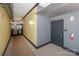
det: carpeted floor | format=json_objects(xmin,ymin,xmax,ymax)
[
  {"xmin": 4, "ymin": 35, "xmax": 76, "ymax": 56},
  {"xmin": 4, "ymin": 35, "xmax": 34, "ymax": 56}
]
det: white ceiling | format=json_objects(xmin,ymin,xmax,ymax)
[
  {"xmin": 38, "ymin": 3, "xmax": 79, "ymax": 17},
  {"xmin": 11, "ymin": 3, "xmax": 36, "ymax": 18},
  {"xmin": 10, "ymin": 3, "xmax": 79, "ymax": 19},
  {"xmin": 39, "ymin": 3, "xmax": 51, "ymax": 8}
]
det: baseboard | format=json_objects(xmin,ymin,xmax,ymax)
[
  {"xmin": 36, "ymin": 41, "xmax": 51, "ymax": 49},
  {"xmin": 2, "ymin": 35, "xmax": 11, "ymax": 56},
  {"xmin": 23, "ymin": 34, "xmax": 51, "ymax": 49},
  {"xmin": 23, "ymin": 34, "xmax": 37, "ymax": 49},
  {"xmin": 63, "ymin": 47, "xmax": 79, "ymax": 56},
  {"xmin": 51, "ymin": 43, "xmax": 79, "ymax": 56}
]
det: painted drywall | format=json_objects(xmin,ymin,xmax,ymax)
[
  {"xmin": 51, "ymin": 11, "xmax": 79, "ymax": 52},
  {"xmin": 0, "ymin": 7, "xmax": 11, "ymax": 55},
  {"xmin": 23, "ymin": 7, "xmax": 37, "ymax": 46},
  {"xmin": 37, "ymin": 14, "xmax": 51, "ymax": 46},
  {"xmin": 23, "ymin": 6, "xmax": 51, "ymax": 47}
]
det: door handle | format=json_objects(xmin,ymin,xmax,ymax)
[{"xmin": 64, "ymin": 29, "xmax": 67, "ymax": 32}]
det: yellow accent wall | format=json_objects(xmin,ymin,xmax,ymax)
[
  {"xmin": 23, "ymin": 7, "xmax": 37, "ymax": 46},
  {"xmin": 0, "ymin": 7, "xmax": 11, "ymax": 55}
]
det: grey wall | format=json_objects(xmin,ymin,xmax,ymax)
[
  {"xmin": 50, "ymin": 11, "xmax": 79, "ymax": 52},
  {"xmin": 37, "ymin": 14, "xmax": 51, "ymax": 46}
]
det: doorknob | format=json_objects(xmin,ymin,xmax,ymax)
[{"xmin": 64, "ymin": 29, "xmax": 67, "ymax": 32}]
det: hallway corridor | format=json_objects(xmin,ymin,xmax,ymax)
[{"xmin": 4, "ymin": 35, "xmax": 35, "ymax": 56}]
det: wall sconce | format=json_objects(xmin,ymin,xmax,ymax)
[
  {"xmin": 29, "ymin": 21, "xmax": 34, "ymax": 25},
  {"xmin": 70, "ymin": 16, "xmax": 75, "ymax": 22}
]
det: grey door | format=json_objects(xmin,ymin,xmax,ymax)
[{"xmin": 51, "ymin": 19, "xmax": 64, "ymax": 47}]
